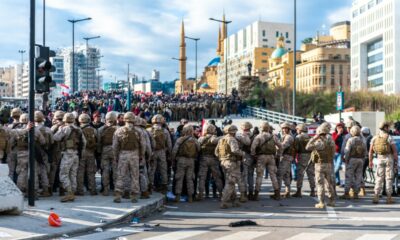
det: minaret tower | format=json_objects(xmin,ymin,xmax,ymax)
[{"xmin": 179, "ymin": 20, "xmax": 187, "ymax": 92}]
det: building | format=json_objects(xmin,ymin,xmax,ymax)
[
  {"xmin": 134, "ymin": 79, "xmax": 162, "ymax": 94},
  {"xmin": 49, "ymin": 55, "xmax": 65, "ymax": 100},
  {"xmin": 151, "ymin": 70, "xmax": 160, "ymax": 81},
  {"xmin": 0, "ymin": 67, "xmax": 15, "ymax": 97},
  {"xmin": 217, "ymin": 19, "xmax": 294, "ymax": 94},
  {"xmin": 13, "ymin": 62, "xmax": 29, "ymax": 97},
  {"xmin": 162, "ymin": 80, "xmax": 177, "ymax": 95},
  {"xmin": 351, "ymin": 0, "xmax": 400, "ymax": 94},
  {"xmin": 175, "ymin": 21, "xmax": 195, "ymax": 93},
  {"xmin": 103, "ymin": 82, "xmax": 119, "ymax": 91},
  {"xmin": 296, "ymin": 21, "xmax": 351, "ymax": 93}
]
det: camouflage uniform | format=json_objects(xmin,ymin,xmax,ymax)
[
  {"xmin": 251, "ymin": 123, "xmax": 282, "ymax": 200},
  {"xmin": 135, "ymin": 117, "xmax": 153, "ymax": 198},
  {"xmin": 171, "ymin": 125, "xmax": 200, "ymax": 203},
  {"xmin": 235, "ymin": 131, "xmax": 251, "ymax": 202},
  {"xmin": 49, "ymin": 111, "xmax": 65, "ymax": 195},
  {"xmin": 197, "ymin": 125, "xmax": 223, "ymax": 200},
  {"xmin": 278, "ymin": 123, "xmax": 295, "ymax": 197},
  {"xmin": 6, "ymin": 107, "xmax": 22, "ymax": 179},
  {"xmin": 113, "ymin": 112, "xmax": 144, "ymax": 203},
  {"xmin": 215, "ymin": 125, "xmax": 245, "ymax": 209},
  {"xmin": 53, "ymin": 113, "xmax": 86, "ymax": 202},
  {"xmin": 306, "ymin": 126, "xmax": 336, "ymax": 208}
]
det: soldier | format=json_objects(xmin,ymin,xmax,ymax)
[
  {"xmin": 77, "ymin": 113, "xmax": 97, "ymax": 195},
  {"xmin": 293, "ymin": 123, "xmax": 315, "ymax": 198},
  {"xmin": 306, "ymin": 125, "xmax": 336, "ymax": 208},
  {"xmin": 197, "ymin": 124, "xmax": 223, "ymax": 200},
  {"xmin": 369, "ymin": 121, "xmax": 398, "ymax": 204},
  {"xmin": 251, "ymin": 122, "xmax": 282, "ymax": 200},
  {"xmin": 113, "ymin": 112, "xmax": 144, "ymax": 203},
  {"xmin": 341, "ymin": 125, "xmax": 367, "ymax": 200},
  {"xmin": 34, "ymin": 111, "xmax": 53, "ymax": 197},
  {"xmin": 6, "ymin": 108, "xmax": 23, "ymax": 179},
  {"xmin": 235, "ymin": 122, "xmax": 252, "ymax": 203},
  {"xmin": 171, "ymin": 125, "xmax": 200, "ymax": 203},
  {"xmin": 148, "ymin": 114, "xmax": 172, "ymax": 194},
  {"xmin": 49, "ymin": 110, "xmax": 65, "ymax": 196},
  {"xmin": 98, "ymin": 112, "xmax": 118, "ymax": 196},
  {"xmin": 278, "ymin": 122, "xmax": 295, "ymax": 198},
  {"xmin": 215, "ymin": 125, "xmax": 245, "ymax": 209},
  {"xmin": 53, "ymin": 113, "xmax": 86, "ymax": 202}
]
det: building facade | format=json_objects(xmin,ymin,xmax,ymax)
[
  {"xmin": 14, "ymin": 62, "xmax": 29, "ymax": 97},
  {"xmin": 0, "ymin": 67, "xmax": 15, "ymax": 97},
  {"xmin": 351, "ymin": 0, "xmax": 400, "ymax": 93}
]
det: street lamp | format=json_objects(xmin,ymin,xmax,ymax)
[
  {"xmin": 172, "ymin": 57, "xmax": 187, "ymax": 93},
  {"xmin": 83, "ymin": 36, "xmax": 100, "ymax": 91},
  {"xmin": 210, "ymin": 17, "xmax": 232, "ymax": 95},
  {"xmin": 185, "ymin": 36, "xmax": 200, "ymax": 93},
  {"xmin": 68, "ymin": 17, "xmax": 92, "ymax": 92},
  {"xmin": 96, "ymin": 68, "xmax": 105, "ymax": 89}
]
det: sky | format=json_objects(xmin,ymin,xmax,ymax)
[{"xmin": 0, "ymin": 0, "xmax": 352, "ymax": 84}]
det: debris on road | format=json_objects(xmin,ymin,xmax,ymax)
[
  {"xmin": 94, "ymin": 227, "xmax": 103, "ymax": 232},
  {"xmin": 229, "ymin": 220, "xmax": 257, "ymax": 227}
]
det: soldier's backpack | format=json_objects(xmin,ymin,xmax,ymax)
[
  {"xmin": 282, "ymin": 135, "xmax": 296, "ymax": 156},
  {"xmin": 153, "ymin": 128, "xmax": 166, "ymax": 151},
  {"xmin": 120, "ymin": 127, "xmax": 139, "ymax": 151},
  {"xmin": 256, "ymin": 136, "xmax": 276, "ymax": 155},
  {"xmin": 217, "ymin": 137, "xmax": 232, "ymax": 158},
  {"xmin": 102, "ymin": 126, "xmax": 116, "ymax": 146},
  {"xmin": 350, "ymin": 137, "xmax": 365, "ymax": 158},
  {"xmin": 178, "ymin": 137, "xmax": 198, "ymax": 158},
  {"xmin": 82, "ymin": 126, "xmax": 97, "ymax": 150},
  {"xmin": 311, "ymin": 138, "xmax": 330, "ymax": 164},
  {"xmin": 201, "ymin": 136, "xmax": 216, "ymax": 156},
  {"xmin": 65, "ymin": 127, "xmax": 82, "ymax": 151},
  {"xmin": 297, "ymin": 134, "xmax": 311, "ymax": 154},
  {"xmin": 374, "ymin": 134, "xmax": 391, "ymax": 155}
]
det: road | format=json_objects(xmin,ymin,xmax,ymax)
[{"xmin": 72, "ymin": 177, "xmax": 400, "ymax": 240}]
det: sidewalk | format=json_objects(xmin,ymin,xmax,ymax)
[{"xmin": 0, "ymin": 193, "xmax": 164, "ymax": 240}]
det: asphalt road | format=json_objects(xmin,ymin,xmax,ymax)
[{"xmin": 73, "ymin": 178, "xmax": 400, "ymax": 240}]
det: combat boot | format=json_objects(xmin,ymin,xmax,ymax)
[
  {"xmin": 239, "ymin": 192, "xmax": 248, "ymax": 203},
  {"xmin": 40, "ymin": 189, "xmax": 52, "ymax": 197},
  {"xmin": 340, "ymin": 192, "xmax": 351, "ymax": 200},
  {"xmin": 69, "ymin": 191, "xmax": 75, "ymax": 201},
  {"xmin": 102, "ymin": 188, "xmax": 109, "ymax": 196},
  {"xmin": 174, "ymin": 194, "xmax": 181, "ymax": 203},
  {"xmin": 59, "ymin": 187, "xmax": 65, "ymax": 196},
  {"xmin": 148, "ymin": 184, "xmax": 153, "ymax": 194},
  {"xmin": 220, "ymin": 202, "xmax": 229, "ymax": 209},
  {"xmin": 188, "ymin": 195, "xmax": 193, "ymax": 203},
  {"xmin": 140, "ymin": 191, "xmax": 150, "ymax": 199},
  {"xmin": 197, "ymin": 192, "xmax": 204, "ymax": 201},
  {"xmin": 349, "ymin": 188, "xmax": 355, "ymax": 198},
  {"xmin": 90, "ymin": 190, "xmax": 98, "ymax": 196},
  {"xmin": 248, "ymin": 191, "xmax": 254, "ymax": 201},
  {"xmin": 75, "ymin": 190, "xmax": 84, "ymax": 196},
  {"xmin": 327, "ymin": 197, "xmax": 335, "ymax": 207},
  {"xmin": 253, "ymin": 190, "xmax": 259, "ymax": 201},
  {"xmin": 386, "ymin": 196, "xmax": 395, "ymax": 204},
  {"xmin": 271, "ymin": 190, "xmax": 281, "ymax": 201},
  {"xmin": 232, "ymin": 201, "xmax": 241, "ymax": 208},
  {"xmin": 131, "ymin": 194, "xmax": 138, "ymax": 203},
  {"xmin": 372, "ymin": 194, "xmax": 379, "ymax": 204},
  {"xmin": 359, "ymin": 187, "xmax": 366, "ymax": 197},
  {"xmin": 292, "ymin": 188, "xmax": 302, "ymax": 198},
  {"xmin": 123, "ymin": 191, "xmax": 130, "ymax": 199},
  {"xmin": 283, "ymin": 191, "xmax": 291, "ymax": 198},
  {"xmin": 315, "ymin": 201, "xmax": 325, "ymax": 208},
  {"xmin": 60, "ymin": 193, "xmax": 71, "ymax": 202},
  {"xmin": 310, "ymin": 188, "xmax": 316, "ymax": 197},
  {"xmin": 113, "ymin": 191, "xmax": 122, "ymax": 203}
]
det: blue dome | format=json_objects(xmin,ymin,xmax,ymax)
[
  {"xmin": 207, "ymin": 57, "xmax": 220, "ymax": 67},
  {"xmin": 200, "ymin": 83, "xmax": 210, "ymax": 89},
  {"xmin": 271, "ymin": 47, "xmax": 287, "ymax": 59}
]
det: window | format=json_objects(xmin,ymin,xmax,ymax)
[
  {"xmin": 262, "ymin": 39, "xmax": 268, "ymax": 42},
  {"xmin": 339, "ymin": 65, "xmax": 343, "ymax": 74},
  {"xmin": 368, "ymin": 77, "xmax": 383, "ymax": 88},
  {"xmin": 353, "ymin": 10, "xmax": 359, "ymax": 18},
  {"xmin": 368, "ymin": 0, "xmax": 375, "ymax": 9},
  {"xmin": 262, "ymin": 30, "xmax": 266, "ymax": 37},
  {"xmin": 262, "ymin": 60, "xmax": 268, "ymax": 63},
  {"xmin": 368, "ymin": 65, "xmax": 383, "ymax": 76},
  {"xmin": 261, "ymin": 52, "xmax": 268, "ymax": 56},
  {"xmin": 286, "ymin": 40, "xmax": 291, "ymax": 44},
  {"xmin": 367, "ymin": 38, "xmax": 383, "ymax": 52},
  {"xmin": 360, "ymin": 5, "xmax": 366, "ymax": 14},
  {"xmin": 368, "ymin": 53, "xmax": 383, "ymax": 64},
  {"xmin": 331, "ymin": 65, "xmax": 335, "ymax": 74},
  {"xmin": 276, "ymin": 31, "xmax": 279, "ymax": 37},
  {"xmin": 321, "ymin": 64, "xmax": 326, "ymax": 75},
  {"xmin": 286, "ymin": 32, "xmax": 289, "ymax": 38}
]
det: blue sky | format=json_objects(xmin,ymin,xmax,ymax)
[{"xmin": 0, "ymin": 0, "xmax": 352, "ymax": 84}]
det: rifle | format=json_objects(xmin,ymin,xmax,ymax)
[{"xmin": 302, "ymin": 157, "xmax": 313, "ymax": 176}]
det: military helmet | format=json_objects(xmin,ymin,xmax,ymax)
[
  {"xmin": 151, "ymin": 114, "xmax": 164, "ymax": 124},
  {"xmin": 78, "ymin": 113, "xmax": 91, "ymax": 123},
  {"xmin": 320, "ymin": 122, "xmax": 332, "ymax": 131},
  {"xmin": 225, "ymin": 125, "xmax": 238, "ymax": 134},
  {"xmin": 379, "ymin": 121, "xmax": 390, "ymax": 130},
  {"xmin": 241, "ymin": 122, "xmax": 253, "ymax": 131},
  {"xmin": 63, "ymin": 113, "xmax": 76, "ymax": 123},
  {"xmin": 345, "ymin": 121, "xmax": 356, "ymax": 128},
  {"xmin": 11, "ymin": 108, "xmax": 22, "ymax": 118},
  {"xmin": 361, "ymin": 127, "xmax": 370, "ymax": 135},
  {"xmin": 296, "ymin": 123, "xmax": 308, "ymax": 133},
  {"xmin": 260, "ymin": 122, "xmax": 270, "ymax": 131},
  {"xmin": 350, "ymin": 125, "xmax": 361, "ymax": 136},
  {"xmin": 105, "ymin": 111, "xmax": 117, "ymax": 122},
  {"xmin": 123, "ymin": 112, "xmax": 136, "ymax": 123},
  {"xmin": 34, "ymin": 111, "xmax": 45, "ymax": 122},
  {"xmin": 19, "ymin": 113, "xmax": 29, "ymax": 124},
  {"xmin": 0, "ymin": 107, "xmax": 11, "ymax": 124},
  {"xmin": 54, "ymin": 110, "xmax": 65, "ymax": 121},
  {"xmin": 280, "ymin": 122, "xmax": 292, "ymax": 129},
  {"xmin": 316, "ymin": 125, "xmax": 329, "ymax": 135},
  {"xmin": 182, "ymin": 124, "xmax": 194, "ymax": 136},
  {"xmin": 205, "ymin": 124, "xmax": 216, "ymax": 134}
]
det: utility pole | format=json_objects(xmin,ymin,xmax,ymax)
[
  {"xmin": 43, "ymin": 0, "xmax": 45, "ymax": 46},
  {"xmin": 127, "ymin": 64, "xmax": 131, "ymax": 111},
  {"xmin": 185, "ymin": 36, "xmax": 200, "ymax": 93}
]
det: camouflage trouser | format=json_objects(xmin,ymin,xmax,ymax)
[
  {"xmin": 149, "ymin": 149, "xmax": 168, "ymax": 185},
  {"xmin": 315, "ymin": 163, "xmax": 335, "ymax": 203},
  {"xmin": 188, "ymin": 112, "xmax": 195, "ymax": 121},
  {"xmin": 255, "ymin": 154, "xmax": 279, "ymax": 191},
  {"xmin": 115, "ymin": 150, "xmax": 140, "ymax": 195},
  {"xmin": 174, "ymin": 157, "xmax": 195, "ymax": 195},
  {"xmin": 101, "ymin": 145, "xmax": 117, "ymax": 192},
  {"xmin": 239, "ymin": 153, "xmax": 254, "ymax": 193},
  {"xmin": 374, "ymin": 155, "xmax": 394, "ymax": 196},
  {"xmin": 59, "ymin": 150, "xmax": 79, "ymax": 192},
  {"xmin": 37, "ymin": 159, "xmax": 50, "ymax": 190},
  {"xmin": 211, "ymin": 108, "xmax": 218, "ymax": 118},
  {"xmin": 220, "ymin": 160, "xmax": 241, "ymax": 204},
  {"xmin": 15, "ymin": 150, "xmax": 29, "ymax": 192},
  {"xmin": 49, "ymin": 145, "xmax": 62, "ymax": 190},
  {"xmin": 344, "ymin": 158, "xmax": 364, "ymax": 194},
  {"xmin": 296, "ymin": 153, "xmax": 315, "ymax": 189},
  {"xmin": 277, "ymin": 155, "xmax": 292, "ymax": 192},
  {"xmin": 198, "ymin": 155, "xmax": 223, "ymax": 195},
  {"xmin": 139, "ymin": 161, "xmax": 149, "ymax": 192},
  {"xmin": 77, "ymin": 150, "xmax": 97, "ymax": 193},
  {"xmin": 6, "ymin": 150, "xmax": 17, "ymax": 180}
]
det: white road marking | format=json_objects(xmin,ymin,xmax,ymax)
[
  {"xmin": 163, "ymin": 211, "xmax": 274, "ymax": 219},
  {"xmin": 286, "ymin": 232, "xmax": 332, "ymax": 240},
  {"xmin": 141, "ymin": 230, "xmax": 208, "ymax": 240},
  {"xmin": 355, "ymin": 234, "xmax": 397, "ymax": 240},
  {"xmin": 214, "ymin": 231, "xmax": 270, "ymax": 240},
  {"xmin": 0, "ymin": 232, "xmax": 12, "ymax": 238},
  {"xmin": 313, "ymin": 197, "xmax": 337, "ymax": 218}
]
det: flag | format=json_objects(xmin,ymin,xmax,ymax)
[
  {"xmin": 59, "ymin": 83, "xmax": 70, "ymax": 97},
  {"xmin": 156, "ymin": 91, "xmax": 163, "ymax": 96}
]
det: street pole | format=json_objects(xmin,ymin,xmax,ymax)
[
  {"xmin": 339, "ymin": 85, "xmax": 342, "ymax": 123},
  {"xmin": 127, "ymin": 63, "xmax": 131, "ymax": 111},
  {"xmin": 43, "ymin": 0, "xmax": 45, "ymax": 46},
  {"xmin": 185, "ymin": 36, "xmax": 200, "ymax": 93},
  {"xmin": 293, "ymin": 0, "xmax": 297, "ymax": 117},
  {"xmin": 28, "ymin": 0, "xmax": 36, "ymax": 207}
]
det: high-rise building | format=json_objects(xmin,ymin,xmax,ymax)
[
  {"xmin": 151, "ymin": 69, "xmax": 160, "ymax": 81},
  {"xmin": 217, "ymin": 20, "xmax": 294, "ymax": 94},
  {"xmin": 351, "ymin": 0, "xmax": 400, "ymax": 93},
  {"xmin": 14, "ymin": 62, "xmax": 29, "ymax": 97},
  {"xmin": 0, "ymin": 66, "xmax": 15, "ymax": 97}
]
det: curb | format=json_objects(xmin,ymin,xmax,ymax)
[{"xmin": 20, "ymin": 196, "xmax": 165, "ymax": 240}]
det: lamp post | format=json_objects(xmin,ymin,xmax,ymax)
[
  {"xmin": 210, "ymin": 17, "xmax": 232, "ymax": 95},
  {"xmin": 83, "ymin": 36, "xmax": 100, "ymax": 91},
  {"xmin": 293, "ymin": 0, "xmax": 297, "ymax": 117},
  {"xmin": 18, "ymin": 50, "xmax": 26, "ymax": 85},
  {"xmin": 185, "ymin": 36, "xmax": 200, "ymax": 93},
  {"xmin": 172, "ymin": 57, "xmax": 187, "ymax": 93},
  {"xmin": 68, "ymin": 17, "xmax": 92, "ymax": 92}
]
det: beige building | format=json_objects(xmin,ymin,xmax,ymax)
[{"xmin": 0, "ymin": 66, "xmax": 15, "ymax": 97}]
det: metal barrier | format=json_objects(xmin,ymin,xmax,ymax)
[{"xmin": 244, "ymin": 106, "xmax": 314, "ymax": 124}]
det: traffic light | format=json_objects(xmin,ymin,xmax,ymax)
[{"xmin": 35, "ymin": 45, "xmax": 56, "ymax": 93}]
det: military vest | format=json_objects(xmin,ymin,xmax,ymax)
[
  {"xmin": 64, "ymin": 126, "xmax": 81, "ymax": 150},
  {"xmin": 0, "ymin": 128, "xmax": 7, "ymax": 151},
  {"xmin": 82, "ymin": 126, "xmax": 97, "ymax": 150},
  {"xmin": 256, "ymin": 136, "xmax": 276, "ymax": 155},
  {"xmin": 349, "ymin": 137, "xmax": 365, "ymax": 158},
  {"xmin": 297, "ymin": 134, "xmax": 311, "ymax": 154},
  {"xmin": 102, "ymin": 126, "xmax": 116, "ymax": 146},
  {"xmin": 311, "ymin": 138, "xmax": 331, "ymax": 164},
  {"xmin": 120, "ymin": 127, "xmax": 140, "ymax": 151},
  {"xmin": 177, "ymin": 137, "xmax": 198, "ymax": 158},
  {"xmin": 282, "ymin": 135, "xmax": 295, "ymax": 156},
  {"xmin": 16, "ymin": 130, "xmax": 28, "ymax": 150},
  {"xmin": 152, "ymin": 128, "xmax": 166, "ymax": 151},
  {"xmin": 38, "ymin": 127, "xmax": 51, "ymax": 151},
  {"xmin": 373, "ymin": 134, "xmax": 391, "ymax": 155},
  {"xmin": 217, "ymin": 137, "xmax": 232, "ymax": 159},
  {"xmin": 201, "ymin": 136, "xmax": 216, "ymax": 156}
]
